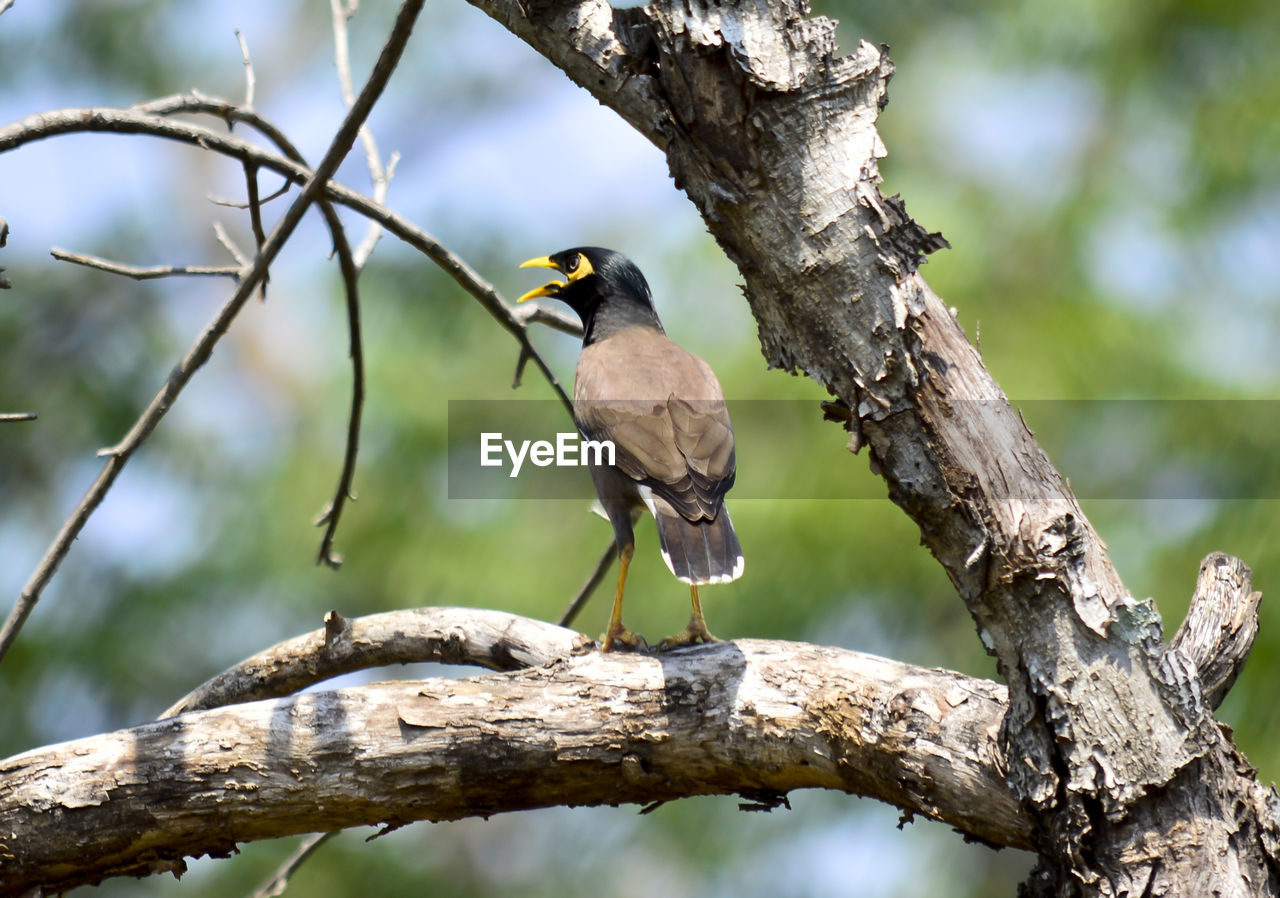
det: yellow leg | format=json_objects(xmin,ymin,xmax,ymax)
[
  {"xmin": 601, "ymin": 543, "xmax": 646, "ymax": 652},
  {"xmin": 658, "ymin": 584, "xmax": 719, "ymax": 651}
]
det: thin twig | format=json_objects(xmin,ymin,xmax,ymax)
[
  {"xmin": 0, "ymin": 412, "xmax": 37, "ymax": 423},
  {"xmin": 311, "ymin": 201, "xmax": 364, "ymax": 569},
  {"xmin": 50, "ymin": 247, "xmax": 241, "ymax": 281},
  {"xmin": 558, "ymin": 539, "xmax": 618, "ymax": 628},
  {"xmin": 152, "ymin": 97, "xmax": 365, "ymax": 569},
  {"xmin": 235, "ymin": 29, "xmax": 256, "ymax": 110},
  {"xmin": 0, "ymin": 103, "xmax": 577, "ymax": 416},
  {"xmin": 242, "ymin": 160, "xmax": 270, "ymax": 299},
  {"xmin": 213, "ymin": 221, "xmax": 251, "ymax": 267},
  {"xmin": 250, "ymin": 832, "xmax": 337, "ymax": 898},
  {"xmin": 0, "ymin": 0, "xmax": 427, "ymax": 666},
  {"xmin": 331, "ymin": 0, "xmax": 396, "ymax": 268},
  {"xmin": 511, "ymin": 300, "xmax": 584, "ymax": 338},
  {"xmin": 209, "ymin": 179, "xmax": 290, "ymax": 209}
]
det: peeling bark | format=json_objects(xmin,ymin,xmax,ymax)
[
  {"xmin": 465, "ymin": 0, "xmax": 1280, "ymax": 893},
  {"xmin": 1, "ymin": 627, "xmax": 1024, "ymax": 895},
  {"xmin": 3, "ymin": 1, "xmax": 1278, "ymax": 894}
]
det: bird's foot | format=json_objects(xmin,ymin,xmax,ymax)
[
  {"xmin": 601, "ymin": 626, "xmax": 649, "ymax": 653},
  {"xmin": 657, "ymin": 618, "xmax": 719, "ymax": 652}
]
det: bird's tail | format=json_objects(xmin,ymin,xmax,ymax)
[{"xmin": 650, "ymin": 496, "xmax": 744, "ymax": 585}]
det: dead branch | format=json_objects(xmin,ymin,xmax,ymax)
[
  {"xmin": 0, "ymin": 0, "xmax": 427, "ymax": 665},
  {"xmin": 331, "ymin": 0, "xmax": 399, "ymax": 267},
  {"xmin": 464, "ymin": 2, "xmax": 1278, "ymax": 893},
  {"xmin": 0, "ymin": 610, "xmax": 1028, "ymax": 896},
  {"xmin": 0, "ymin": 93, "xmax": 576, "ymax": 643},
  {"xmin": 49, "ymin": 247, "xmax": 241, "ymax": 281},
  {"xmin": 162, "ymin": 606, "xmax": 591, "ymax": 717},
  {"xmin": 1170, "ymin": 552, "xmax": 1261, "ymax": 710}
]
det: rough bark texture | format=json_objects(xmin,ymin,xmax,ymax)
[
  {"xmin": 4, "ymin": 1, "xmax": 1278, "ymax": 895},
  {"xmin": 464, "ymin": 0, "xmax": 1280, "ymax": 894},
  {"xmin": 0, "ymin": 629, "xmax": 1023, "ymax": 895}
]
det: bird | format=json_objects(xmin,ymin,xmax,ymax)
[{"xmin": 518, "ymin": 247, "xmax": 744, "ymax": 652}]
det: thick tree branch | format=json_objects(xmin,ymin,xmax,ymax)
[
  {"xmin": 464, "ymin": 1, "xmax": 1278, "ymax": 893},
  {"xmin": 1171, "ymin": 552, "xmax": 1261, "ymax": 711},
  {"xmin": 0, "ymin": 612, "xmax": 1029, "ymax": 896},
  {"xmin": 162, "ymin": 607, "xmax": 592, "ymax": 717}
]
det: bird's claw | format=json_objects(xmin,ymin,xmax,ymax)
[
  {"xmin": 601, "ymin": 627, "xmax": 650, "ymax": 653},
  {"xmin": 657, "ymin": 619, "xmax": 719, "ymax": 652}
]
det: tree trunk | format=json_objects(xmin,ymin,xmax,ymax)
[
  {"xmin": 2, "ymin": 1, "xmax": 1279, "ymax": 894},
  {"xmin": 465, "ymin": 0, "xmax": 1280, "ymax": 893}
]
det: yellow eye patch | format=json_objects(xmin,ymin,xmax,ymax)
[{"xmin": 565, "ymin": 253, "xmax": 594, "ymax": 281}]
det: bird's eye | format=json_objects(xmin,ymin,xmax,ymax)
[{"xmin": 565, "ymin": 255, "xmax": 580, "ymax": 274}]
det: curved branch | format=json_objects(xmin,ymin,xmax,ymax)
[
  {"xmin": 0, "ymin": 0, "xmax": 426, "ymax": 664},
  {"xmin": 1171, "ymin": 552, "xmax": 1261, "ymax": 710},
  {"xmin": 2, "ymin": 615, "xmax": 1028, "ymax": 895},
  {"xmin": 162, "ymin": 607, "xmax": 592, "ymax": 717},
  {"xmin": 0, "ymin": 92, "xmax": 577, "ymax": 658},
  {"xmin": 0, "ymin": 104, "xmax": 574, "ymax": 415},
  {"xmin": 141, "ymin": 94, "xmax": 367, "ymax": 568}
]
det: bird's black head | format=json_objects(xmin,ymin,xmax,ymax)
[{"xmin": 518, "ymin": 247, "xmax": 662, "ymax": 344}]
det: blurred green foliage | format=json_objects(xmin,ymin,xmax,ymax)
[{"xmin": 1, "ymin": 0, "xmax": 1277, "ymax": 895}]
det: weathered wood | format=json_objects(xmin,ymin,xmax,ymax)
[
  {"xmin": 162, "ymin": 607, "xmax": 592, "ymax": 717},
  {"xmin": 465, "ymin": 0, "xmax": 1280, "ymax": 893},
  {"xmin": 0, "ymin": 629, "xmax": 1025, "ymax": 896},
  {"xmin": 1170, "ymin": 552, "xmax": 1261, "ymax": 710}
]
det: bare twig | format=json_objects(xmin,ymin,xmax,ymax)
[
  {"xmin": 558, "ymin": 540, "xmax": 618, "ymax": 628},
  {"xmin": 250, "ymin": 832, "xmax": 337, "ymax": 898},
  {"xmin": 242, "ymin": 160, "xmax": 270, "ymax": 299},
  {"xmin": 235, "ymin": 28, "xmax": 256, "ymax": 109},
  {"xmin": 0, "ymin": 412, "xmax": 37, "ymax": 422},
  {"xmin": 1, "ymin": 103, "xmax": 576, "ymax": 413},
  {"xmin": 0, "ymin": 95, "xmax": 573, "ymax": 641},
  {"xmin": 311, "ymin": 204, "xmax": 364, "ymax": 569},
  {"xmin": 209, "ymin": 179, "xmax": 290, "ymax": 209},
  {"xmin": 213, "ymin": 221, "xmax": 250, "ymax": 267},
  {"xmin": 1, "ymin": 215, "xmax": 10, "ymax": 289},
  {"xmin": 148, "ymin": 97, "xmax": 367, "ymax": 570},
  {"xmin": 512, "ymin": 300, "xmax": 584, "ymax": 338},
  {"xmin": 50, "ymin": 247, "xmax": 241, "ymax": 281},
  {"xmin": 331, "ymin": 0, "xmax": 397, "ymax": 268},
  {"xmin": 0, "ymin": 0, "xmax": 427, "ymax": 665}
]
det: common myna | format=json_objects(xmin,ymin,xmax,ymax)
[{"xmin": 518, "ymin": 247, "xmax": 744, "ymax": 651}]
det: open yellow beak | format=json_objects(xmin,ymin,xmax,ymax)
[{"xmin": 517, "ymin": 256, "xmax": 566, "ymax": 303}]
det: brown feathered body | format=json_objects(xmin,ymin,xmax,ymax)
[{"xmin": 575, "ymin": 325, "xmax": 743, "ymax": 585}]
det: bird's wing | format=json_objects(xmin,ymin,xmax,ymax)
[{"xmin": 575, "ymin": 331, "xmax": 735, "ymax": 521}]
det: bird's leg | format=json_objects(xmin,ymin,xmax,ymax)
[
  {"xmin": 601, "ymin": 542, "xmax": 647, "ymax": 652},
  {"xmin": 658, "ymin": 584, "xmax": 719, "ymax": 650}
]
